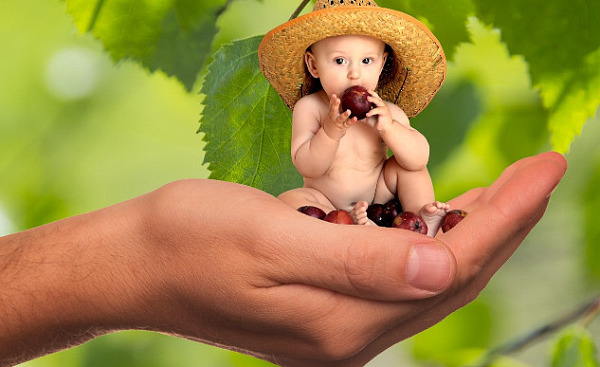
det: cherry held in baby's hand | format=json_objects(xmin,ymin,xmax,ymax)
[{"xmin": 341, "ymin": 85, "xmax": 373, "ymax": 120}]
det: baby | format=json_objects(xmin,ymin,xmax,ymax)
[{"xmin": 259, "ymin": 0, "xmax": 448, "ymax": 235}]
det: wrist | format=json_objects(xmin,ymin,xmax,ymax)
[
  {"xmin": 0, "ymin": 199, "xmax": 152, "ymax": 363},
  {"xmin": 377, "ymin": 118, "xmax": 398, "ymax": 134},
  {"xmin": 55, "ymin": 200, "xmax": 155, "ymax": 330},
  {"xmin": 321, "ymin": 124, "xmax": 345, "ymax": 141}
]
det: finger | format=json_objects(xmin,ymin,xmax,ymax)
[
  {"xmin": 337, "ymin": 109, "xmax": 348, "ymax": 121},
  {"xmin": 340, "ymin": 116, "xmax": 356, "ymax": 129},
  {"xmin": 331, "ymin": 94, "xmax": 341, "ymax": 108},
  {"xmin": 363, "ymin": 153, "xmax": 568, "ymax": 351},
  {"xmin": 481, "ymin": 151, "xmax": 565, "ymax": 201},
  {"xmin": 256, "ymin": 282, "xmax": 416, "ymax": 365},
  {"xmin": 446, "ymin": 187, "xmax": 484, "ymax": 209},
  {"xmin": 339, "ymin": 284, "xmax": 469, "ymax": 367},
  {"xmin": 367, "ymin": 96, "xmax": 383, "ymax": 106},
  {"xmin": 442, "ymin": 152, "xmax": 567, "ymax": 283},
  {"xmin": 270, "ymin": 153, "xmax": 567, "ymax": 366},
  {"xmin": 262, "ymin": 214, "xmax": 457, "ymax": 301},
  {"xmin": 365, "ymin": 105, "xmax": 385, "ymax": 120},
  {"xmin": 328, "ymin": 94, "xmax": 342, "ymax": 116},
  {"xmin": 348, "ymin": 196, "xmax": 556, "ymax": 365},
  {"xmin": 367, "ymin": 89, "xmax": 382, "ymax": 100},
  {"xmin": 447, "ymin": 152, "xmax": 567, "ymax": 217},
  {"xmin": 335, "ymin": 154, "xmax": 568, "ymax": 364},
  {"xmin": 366, "ymin": 92, "xmax": 385, "ymax": 109}
]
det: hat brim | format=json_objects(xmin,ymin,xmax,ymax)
[{"xmin": 258, "ymin": 6, "xmax": 446, "ymax": 118}]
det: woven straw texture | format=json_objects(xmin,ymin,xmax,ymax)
[{"xmin": 258, "ymin": 0, "xmax": 446, "ymax": 117}]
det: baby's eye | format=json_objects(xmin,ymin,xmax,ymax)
[
  {"xmin": 362, "ymin": 58, "xmax": 373, "ymax": 64},
  {"xmin": 334, "ymin": 58, "xmax": 347, "ymax": 65}
]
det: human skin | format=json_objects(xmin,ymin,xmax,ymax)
[
  {"xmin": 0, "ymin": 152, "xmax": 566, "ymax": 367},
  {"xmin": 278, "ymin": 34, "xmax": 447, "ymax": 233}
]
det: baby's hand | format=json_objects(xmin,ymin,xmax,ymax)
[
  {"xmin": 322, "ymin": 93, "xmax": 357, "ymax": 140},
  {"xmin": 366, "ymin": 90, "xmax": 393, "ymax": 131}
]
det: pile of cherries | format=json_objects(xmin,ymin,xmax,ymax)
[{"xmin": 298, "ymin": 198, "xmax": 467, "ymax": 234}]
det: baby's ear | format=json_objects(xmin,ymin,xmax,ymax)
[
  {"xmin": 381, "ymin": 51, "xmax": 389, "ymax": 72},
  {"xmin": 305, "ymin": 51, "xmax": 319, "ymax": 78}
]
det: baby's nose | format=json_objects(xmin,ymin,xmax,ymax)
[{"xmin": 347, "ymin": 65, "xmax": 360, "ymax": 79}]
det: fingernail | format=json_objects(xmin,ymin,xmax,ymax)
[{"xmin": 407, "ymin": 244, "xmax": 453, "ymax": 292}]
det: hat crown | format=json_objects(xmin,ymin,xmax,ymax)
[
  {"xmin": 313, "ymin": 0, "xmax": 378, "ymax": 11},
  {"xmin": 259, "ymin": 0, "xmax": 445, "ymax": 117}
]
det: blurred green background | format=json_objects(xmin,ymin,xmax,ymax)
[{"xmin": 2, "ymin": 0, "xmax": 599, "ymax": 366}]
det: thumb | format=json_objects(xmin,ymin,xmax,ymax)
[{"xmin": 265, "ymin": 218, "xmax": 457, "ymax": 301}]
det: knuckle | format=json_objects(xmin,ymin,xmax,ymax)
[{"xmin": 343, "ymin": 242, "xmax": 382, "ymax": 293}]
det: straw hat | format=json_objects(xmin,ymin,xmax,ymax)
[{"xmin": 258, "ymin": 0, "xmax": 446, "ymax": 118}]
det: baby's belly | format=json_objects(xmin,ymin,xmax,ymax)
[{"xmin": 304, "ymin": 168, "xmax": 382, "ymax": 211}]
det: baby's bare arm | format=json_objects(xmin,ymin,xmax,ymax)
[
  {"xmin": 378, "ymin": 103, "xmax": 430, "ymax": 171},
  {"xmin": 290, "ymin": 94, "xmax": 354, "ymax": 178}
]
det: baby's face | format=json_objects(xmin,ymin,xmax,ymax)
[{"xmin": 305, "ymin": 34, "xmax": 388, "ymax": 98}]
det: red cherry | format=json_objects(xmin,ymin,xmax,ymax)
[
  {"xmin": 392, "ymin": 211, "xmax": 428, "ymax": 235},
  {"xmin": 366, "ymin": 203, "xmax": 387, "ymax": 226},
  {"xmin": 324, "ymin": 210, "xmax": 355, "ymax": 225},
  {"xmin": 298, "ymin": 206, "xmax": 327, "ymax": 220},
  {"xmin": 382, "ymin": 198, "xmax": 402, "ymax": 226},
  {"xmin": 341, "ymin": 85, "xmax": 373, "ymax": 120},
  {"xmin": 441, "ymin": 209, "xmax": 468, "ymax": 232}
]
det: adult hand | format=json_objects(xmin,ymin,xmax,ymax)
[{"xmin": 0, "ymin": 152, "xmax": 567, "ymax": 367}]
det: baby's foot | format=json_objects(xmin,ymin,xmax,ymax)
[
  {"xmin": 351, "ymin": 201, "xmax": 377, "ymax": 226},
  {"xmin": 419, "ymin": 201, "xmax": 450, "ymax": 236}
]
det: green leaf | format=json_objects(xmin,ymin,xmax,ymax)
[
  {"xmin": 473, "ymin": 0, "xmax": 600, "ymax": 83},
  {"xmin": 541, "ymin": 49, "xmax": 600, "ymax": 153},
  {"xmin": 551, "ymin": 326, "xmax": 600, "ymax": 367},
  {"xmin": 198, "ymin": 36, "xmax": 302, "ymax": 196},
  {"xmin": 473, "ymin": 0, "xmax": 600, "ymax": 153},
  {"xmin": 64, "ymin": 0, "xmax": 227, "ymax": 90},
  {"xmin": 378, "ymin": 0, "xmax": 474, "ymax": 60}
]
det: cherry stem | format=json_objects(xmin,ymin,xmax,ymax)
[{"xmin": 289, "ymin": 0, "xmax": 311, "ymax": 20}]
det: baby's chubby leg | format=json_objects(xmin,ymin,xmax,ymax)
[
  {"xmin": 352, "ymin": 169, "xmax": 395, "ymax": 226},
  {"xmin": 352, "ymin": 200, "xmax": 449, "ymax": 232},
  {"xmin": 419, "ymin": 201, "xmax": 450, "ymax": 236},
  {"xmin": 380, "ymin": 156, "xmax": 448, "ymax": 236}
]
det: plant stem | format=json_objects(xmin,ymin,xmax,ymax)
[
  {"xmin": 216, "ymin": 0, "xmax": 235, "ymax": 17},
  {"xmin": 289, "ymin": 0, "xmax": 312, "ymax": 20},
  {"xmin": 470, "ymin": 294, "xmax": 600, "ymax": 367},
  {"xmin": 581, "ymin": 296, "xmax": 600, "ymax": 327},
  {"xmin": 86, "ymin": 0, "xmax": 105, "ymax": 32}
]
